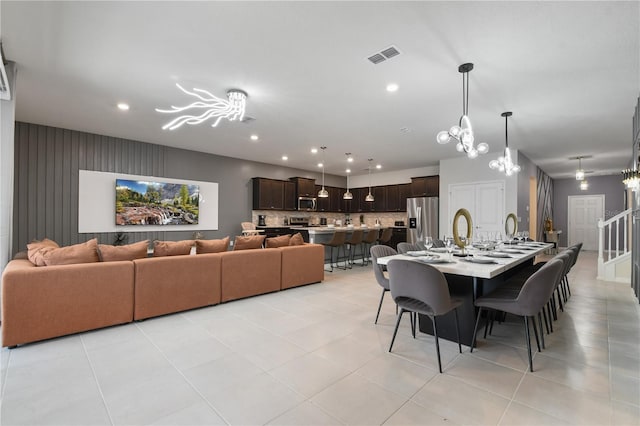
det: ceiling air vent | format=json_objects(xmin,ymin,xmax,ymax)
[
  {"xmin": 367, "ymin": 45, "xmax": 401, "ymax": 65},
  {"xmin": 0, "ymin": 44, "xmax": 10, "ymax": 101}
]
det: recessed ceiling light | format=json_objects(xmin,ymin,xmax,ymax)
[
  {"xmin": 282, "ymin": 155, "xmax": 288, "ymax": 161},
  {"xmin": 317, "ymin": 162, "xmax": 323, "ymax": 168},
  {"xmin": 376, "ymin": 164, "xmax": 382, "ymax": 169},
  {"xmin": 346, "ymin": 168, "xmax": 351, "ymax": 173},
  {"xmin": 311, "ymin": 148, "xmax": 318, "ymax": 154},
  {"xmin": 250, "ymin": 134, "xmax": 259, "ymax": 141},
  {"xmin": 386, "ymin": 83, "xmax": 399, "ymax": 92},
  {"xmin": 117, "ymin": 103, "xmax": 130, "ymax": 111}
]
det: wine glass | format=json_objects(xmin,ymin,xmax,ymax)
[
  {"xmin": 425, "ymin": 236, "xmax": 433, "ymax": 252},
  {"xmin": 445, "ymin": 236, "xmax": 454, "ymax": 261},
  {"xmin": 515, "ymin": 231, "xmax": 523, "ymax": 244},
  {"xmin": 523, "ymin": 231, "xmax": 530, "ymax": 242}
]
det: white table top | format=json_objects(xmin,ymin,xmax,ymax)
[{"xmin": 376, "ymin": 242, "xmax": 553, "ymax": 279}]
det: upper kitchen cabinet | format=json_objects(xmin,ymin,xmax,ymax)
[
  {"xmin": 411, "ymin": 176, "xmax": 440, "ymax": 197},
  {"xmin": 315, "ymin": 184, "xmax": 330, "ymax": 212},
  {"xmin": 290, "ymin": 177, "xmax": 316, "ymax": 197},
  {"xmin": 252, "ymin": 177, "xmax": 285, "ymax": 210},
  {"xmin": 398, "ymin": 183, "xmax": 411, "ymax": 209},
  {"xmin": 284, "ymin": 181, "xmax": 296, "ymax": 211}
]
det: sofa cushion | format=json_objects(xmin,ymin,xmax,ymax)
[
  {"xmin": 27, "ymin": 238, "xmax": 60, "ymax": 266},
  {"xmin": 289, "ymin": 232, "xmax": 305, "ymax": 246},
  {"xmin": 153, "ymin": 240, "xmax": 194, "ymax": 257},
  {"xmin": 98, "ymin": 240, "xmax": 149, "ymax": 262},
  {"xmin": 196, "ymin": 237, "xmax": 230, "ymax": 254},
  {"xmin": 265, "ymin": 234, "xmax": 291, "ymax": 248},
  {"xmin": 43, "ymin": 238, "xmax": 100, "ymax": 266},
  {"xmin": 233, "ymin": 235, "xmax": 265, "ymax": 251}
]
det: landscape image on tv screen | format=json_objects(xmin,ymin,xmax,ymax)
[{"xmin": 116, "ymin": 179, "xmax": 199, "ymax": 226}]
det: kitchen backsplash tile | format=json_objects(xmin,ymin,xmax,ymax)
[{"xmin": 252, "ymin": 211, "xmax": 407, "ymax": 228}]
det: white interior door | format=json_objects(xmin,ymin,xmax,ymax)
[
  {"xmin": 449, "ymin": 181, "xmax": 504, "ymax": 238},
  {"xmin": 568, "ymin": 194, "xmax": 604, "ymax": 250}
]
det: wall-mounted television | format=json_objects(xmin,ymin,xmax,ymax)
[{"xmin": 116, "ymin": 179, "xmax": 199, "ymax": 226}]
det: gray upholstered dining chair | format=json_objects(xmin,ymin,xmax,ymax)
[
  {"xmin": 387, "ymin": 258, "xmax": 463, "ymax": 373},
  {"xmin": 370, "ymin": 245, "xmax": 397, "ymax": 324},
  {"xmin": 396, "ymin": 242, "xmax": 419, "ymax": 254},
  {"xmin": 471, "ymin": 258, "xmax": 564, "ymax": 372}
]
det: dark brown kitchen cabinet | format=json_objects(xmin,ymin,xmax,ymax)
[
  {"xmin": 411, "ymin": 176, "xmax": 440, "ymax": 197},
  {"xmin": 398, "ymin": 183, "xmax": 411, "ymax": 211},
  {"xmin": 290, "ymin": 177, "xmax": 316, "ymax": 197},
  {"xmin": 252, "ymin": 178, "xmax": 284, "ymax": 210},
  {"xmin": 315, "ymin": 185, "xmax": 331, "ymax": 212},
  {"xmin": 386, "ymin": 185, "xmax": 400, "ymax": 211},
  {"xmin": 284, "ymin": 181, "xmax": 296, "ymax": 211}
]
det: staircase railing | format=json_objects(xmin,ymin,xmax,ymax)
[{"xmin": 597, "ymin": 208, "xmax": 632, "ymax": 275}]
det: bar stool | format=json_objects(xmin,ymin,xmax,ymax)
[
  {"xmin": 344, "ymin": 229, "xmax": 365, "ymax": 268},
  {"xmin": 362, "ymin": 229, "xmax": 380, "ymax": 265},
  {"xmin": 322, "ymin": 231, "xmax": 347, "ymax": 272},
  {"xmin": 377, "ymin": 228, "xmax": 393, "ymax": 246}
]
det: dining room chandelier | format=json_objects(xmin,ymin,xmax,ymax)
[
  {"xmin": 622, "ymin": 168, "xmax": 640, "ymax": 190},
  {"xmin": 156, "ymin": 83, "xmax": 247, "ymax": 130},
  {"xmin": 436, "ymin": 63, "xmax": 488, "ymax": 159},
  {"xmin": 575, "ymin": 156, "xmax": 585, "ymax": 180},
  {"xmin": 489, "ymin": 112, "xmax": 521, "ymax": 176},
  {"xmin": 318, "ymin": 146, "xmax": 329, "ymax": 198},
  {"xmin": 343, "ymin": 153, "xmax": 353, "ymax": 200}
]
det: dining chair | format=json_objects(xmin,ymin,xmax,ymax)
[
  {"xmin": 241, "ymin": 221, "xmax": 261, "ymax": 235},
  {"xmin": 370, "ymin": 245, "xmax": 397, "ymax": 324},
  {"xmin": 387, "ymin": 258, "xmax": 463, "ymax": 373},
  {"xmin": 471, "ymin": 258, "xmax": 564, "ymax": 372},
  {"xmin": 396, "ymin": 242, "xmax": 419, "ymax": 254}
]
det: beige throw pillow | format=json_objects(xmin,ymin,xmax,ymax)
[
  {"xmin": 43, "ymin": 238, "xmax": 100, "ymax": 266},
  {"xmin": 27, "ymin": 238, "xmax": 60, "ymax": 266},
  {"xmin": 233, "ymin": 235, "xmax": 266, "ymax": 250},
  {"xmin": 289, "ymin": 233, "xmax": 305, "ymax": 246},
  {"xmin": 153, "ymin": 240, "xmax": 194, "ymax": 257},
  {"xmin": 98, "ymin": 240, "xmax": 149, "ymax": 262},
  {"xmin": 265, "ymin": 234, "xmax": 291, "ymax": 248},
  {"xmin": 196, "ymin": 237, "xmax": 230, "ymax": 254}
]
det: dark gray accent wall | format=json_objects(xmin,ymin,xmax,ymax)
[
  {"xmin": 552, "ymin": 174, "xmax": 625, "ymax": 247},
  {"xmin": 12, "ymin": 122, "xmax": 344, "ymax": 254},
  {"xmin": 537, "ymin": 168, "xmax": 554, "ymax": 242},
  {"xmin": 516, "ymin": 152, "xmax": 536, "ymax": 231}
]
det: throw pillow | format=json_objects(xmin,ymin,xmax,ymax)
[
  {"xmin": 43, "ymin": 238, "xmax": 100, "ymax": 266},
  {"xmin": 98, "ymin": 240, "xmax": 149, "ymax": 262},
  {"xmin": 233, "ymin": 235, "xmax": 266, "ymax": 251},
  {"xmin": 153, "ymin": 240, "xmax": 194, "ymax": 257},
  {"xmin": 289, "ymin": 233, "xmax": 304, "ymax": 246},
  {"xmin": 196, "ymin": 236, "xmax": 230, "ymax": 254},
  {"xmin": 265, "ymin": 234, "xmax": 291, "ymax": 248},
  {"xmin": 27, "ymin": 238, "xmax": 60, "ymax": 266}
]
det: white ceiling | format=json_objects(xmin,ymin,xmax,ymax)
[{"xmin": 1, "ymin": 1, "xmax": 639, "ymax": 178}]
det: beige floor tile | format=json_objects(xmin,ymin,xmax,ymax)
[
  {"xmin": 80, "ymin": 322, "xmax": 145, "ymax": 351},
  {"xmin": 161, "ymin": 336, "xmax": 232, "ymax": 371},
  {"xmin": 498, "ymin": 401, "xmax": 569, "ymax": 425},
  {"xmin": 269, "ymin": 352, "xmax": 351, "ymax": 398},
  {"xmin": 6, "ymin": 334, "xmax": 85, "ymax": 368},
  {"xmin": 282, "ymin": 318, "xmax": 358, "ymax": 352},
  {"xmin": 411, "ymin": 374, "xmax": 510, "ymax": 425},
  {"xmin": 355, "ymin": 352, "xmax": 437, "ymax": 398},
  {"xmin": 312, "ymin": 333, "xmax": 387, "ymax": 372},
  {"xmin": 387, "ymin": 332, "xmax": 462, "ymax": 372},
  {"xmin": 469, "ymin": 340, "xmax": 530, "ymax": 371},
  {"xmin": 183, "ymin": 353, "xmax": 264, "ymax": 398},
  {"xmin": 151, "ymin": 401, "xmax": 226, "ymax": 425},
  {"xmin": 205, "ymin": 372, "xmax": 305, "ymax": 425},
  {"xmin": 531, "ymin": 353, "xmax": 610, "ymax": 398},
  {"xmin": 513, "ymin": 374, "xmax": 612, "ymax": 424},
  {"xmin": 233, "ymin": 333, "xmax": 308, "ymax": 370},
  {"xmin": 445, "ymin": 354, "xmax": 525, "ymax": 399},
  {"xmin": 611, "ymin": 372, "xmax": 640, "ymax": 406},
  {"xmin": 611, "ymin": 401, "xmax": 640, "ymax": 426},
  {"xmin": 310, "ymin": 373, "xmax": 407, "ymax": 425},
  {"xmin": 383, "ymin": 400, "xmax": 459, "ymax": 425},
  {"xmin": 267, "ymin": 401, "xmax": 344, "ymax": 425}
]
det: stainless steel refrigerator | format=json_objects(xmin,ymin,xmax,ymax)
[{"xmin": 407, "ymin": 197, "xmax": 439, "ymax": 244}]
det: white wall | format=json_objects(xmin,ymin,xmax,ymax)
[
  {"xmin": 439, "ymin": 151, "xmax": 518, "ymax": 237},
  {"xmin": 350, "ymin": 165, "xmax": 439, "ymax": 187},
  {"xmin": 0, "ymin": 62, "xmax": 16, "ymax": 272}
]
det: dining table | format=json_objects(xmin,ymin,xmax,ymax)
[{"xmin": 376, "ymin": 241, "xmax": 553, "ymax": 346}]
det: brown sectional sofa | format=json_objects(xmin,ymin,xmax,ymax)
[{"xmin": 1, "ymin": 243, "xmax": 324, "ymax": 347}]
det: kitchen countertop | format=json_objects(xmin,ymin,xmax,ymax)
[{"xmin": 296, "ymin": 226, "xmax": 387, "ymax": 234}]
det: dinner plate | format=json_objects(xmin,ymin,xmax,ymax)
[
  {"xmin": 484, "ymin": 252, "xmax": 512, "ymax": 258},
  {"xmin": 429, "ymin": 247, "xmax": 449, "ymax": 253},
  {"xmin": 406, "ymin": 250, "xmax": 429, "ymax": 257},
  {"xmin": 462, "ymin": 258, "xmax": 497, "ymax": 264}
]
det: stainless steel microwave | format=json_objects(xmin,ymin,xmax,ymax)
[{"xmin": 298, "ymin": 197, "xmax": 317, "ymax": 211}]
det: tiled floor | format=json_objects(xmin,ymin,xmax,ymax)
[{"xmin": 1, "ymin": 251, "xmax": 639, "ymax": 425}]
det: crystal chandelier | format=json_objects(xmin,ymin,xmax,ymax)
[
  {"xmin": 318, "ymin": 147, "xmax": 329, "ymax": 198},
  {"xmin": 489, "ymin": 112, "xmax": 521, "ymax": 176},
  {"xmin": 343, "ymin": 153, "xmax": 353, "ymax": 200},
  {"xmin": 437, "ymin": 63, "xmax": 488, "ymax": 159},
  {"xmin": 156, "ymin": 83, "xmax": 247, "ymax": 130}
]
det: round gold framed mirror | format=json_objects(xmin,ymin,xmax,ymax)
[
  {"xmin": 453, "ymin": 208, "xmax": 473, "ymax": 248},
  {"xmin": 505, "ymin": 213, "xmax": 518, "ymax": 237}
]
